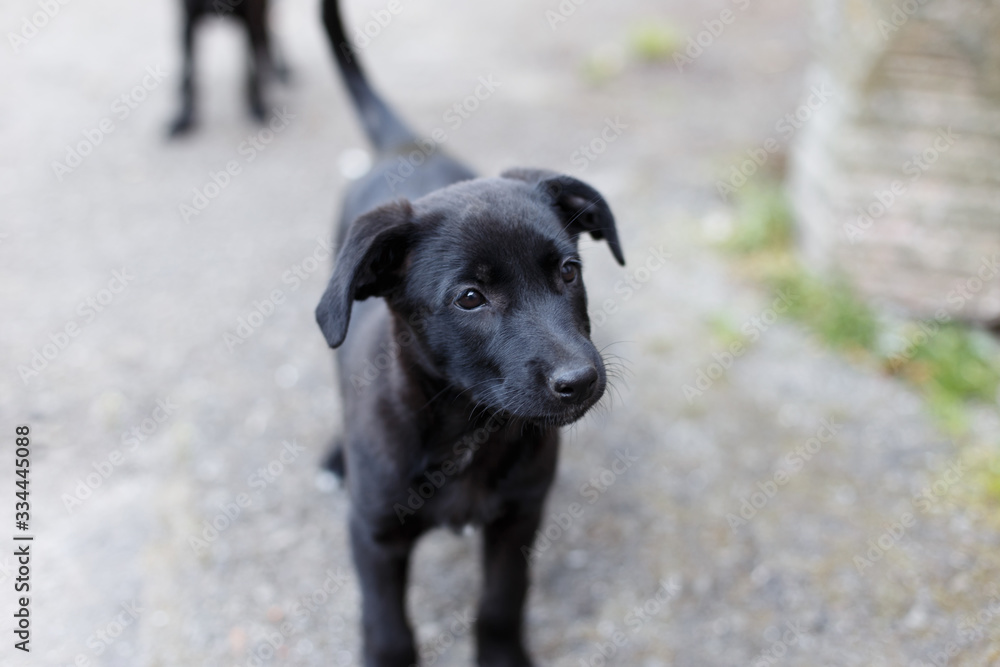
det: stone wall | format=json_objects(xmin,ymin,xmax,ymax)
[{"xmin": 788, "ymin": 0, "xmax": 1000, "ymax": 324}]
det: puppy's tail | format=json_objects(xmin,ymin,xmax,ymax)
[{"xmin": 323, "ymin": 0, "xmax": 416, "ymax": 153}]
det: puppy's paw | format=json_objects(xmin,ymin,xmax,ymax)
[
  {"xmin": 477, "ymin": 636, "xmax": 534, "ymax": 667},
  {"xmin": 167, "ymin": 113, "xmax": 196, "ymax": 138},
  {"xmin": 249, "ymin": 100, "xmax": 268, "ymax": 124},
  {"xmin": 368, "ymin": 645, "xmax": 417, "ymax": 667},
  {"xmin": 478, "ymin": 646, "xmax": 534, "ymax": 667}
]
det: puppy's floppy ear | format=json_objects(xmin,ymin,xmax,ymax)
[
  {"xmin": 315, "ymin": 200, "xmax": 416, "ymax": 348},
  {"xmin": 502, "ymin": 168, "xmax": 625, "ymax": 266}
]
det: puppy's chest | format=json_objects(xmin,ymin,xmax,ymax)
[
  {"xmin": 415, "ymin": 433, "xmax": 534, "ymax": 529},
  {"xmin": 428, "ymin": 474, "xmax": 506, "ymax": 530}
]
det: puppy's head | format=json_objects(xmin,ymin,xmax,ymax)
[{"xmin": 316, "ymin": 168, "xmax": 624, "ymax": 426}]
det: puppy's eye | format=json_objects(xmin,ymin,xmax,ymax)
[
  {"xmin": 455, "ymin": 289, "xmax": 486, "ymax": 310},
  {"xmin": 560, "ymin": 260, "xmax": 580, "ymax": 283}
]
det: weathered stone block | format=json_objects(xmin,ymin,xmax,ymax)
[{"xmin": 789, "ymin": 0, "xmax": 1000, "ymax": 324}]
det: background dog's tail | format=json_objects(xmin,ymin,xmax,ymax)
[{"xmin": 323, "ymin": 0, "xmax": 416, "ymax": 153}]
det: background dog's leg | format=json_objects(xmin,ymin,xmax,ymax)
[
  {"xmin": 349, "ymin": 516, "xmax": 417, "ymax": 667},
  {"xmin": 168, "ymin": 7, "xmax": 199, "ymax": 136},
  {"xmin": 476, "ymin": 509, "xmax": 541, "ymax": 667},
  {"xmin": 270, "ymin": 40, "xmax": 291, "ymax": 84},
  {"xmin": 243, "ymin": 5, "xmax": 270, "ymax": 122}
]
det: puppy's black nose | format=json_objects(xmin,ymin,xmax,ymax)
[{"xmin": 549, "ymin": 365, "xmax": 598, "ymax": 404}]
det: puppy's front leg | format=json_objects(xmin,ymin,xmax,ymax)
[
  {"xmin": 350, "ymin": 515, "xmax": 417, "ymax": 667},
  {"xmin": 168, "ymin": 9, "xmax": 199, "ymax": 136},
  {"xmin": 243, "ymin": 8, "xmax": 270, "ymax": 122},
  {"xmin": 477, "ymin": 508, "xmax": 542, "ymax": 667}
]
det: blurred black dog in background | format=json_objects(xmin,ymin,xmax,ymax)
[
  {"xmin": 169, "ymin": 0, "xmax": 288, "ymax": 136},
  {"xmin": 316, "ymin": 1, "xmax": 625, "ymax": 665}
]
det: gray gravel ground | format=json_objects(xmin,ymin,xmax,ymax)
[{"xmin": 3, "ymin": 0, "xmax": 1000, "ymax": 665}]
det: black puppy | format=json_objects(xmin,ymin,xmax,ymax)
[
  {"xmin": 169, "ymin": 0, "xmax": 287, "ymax": 136},
  {"xmin": 316, "ymin": 2, "xmax": 625, "ymax": 665}
]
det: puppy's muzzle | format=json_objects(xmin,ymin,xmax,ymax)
[{"xmin": 548, "ymin": 364, "xmax": 599, "ymax": 405}]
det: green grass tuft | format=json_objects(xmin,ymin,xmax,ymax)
[
  {"xmin": 725, "ymin": 183, "xmax": 793, "ymax": 254},
  {"xmin": 722, "ymin": 180, "xmax": 1000, "ymax": 445},
  {"xmin": 888, "ymin": 326, "xmax": 1000, "ymax": 404},
  {"xmin": 630, "ymin": 23, "xmax": 682, "ymax": 62},
  {"xmin": 705, "ymin": 314, "xmax": 744, "ymax": 348},
  {"xmin": 768, "ymin": 272, "xmax": 881, "ymax": 353},
  {"xmin": 983, "ymin": 452, "xmax": 1000, "ymax": 505},
  {"xmin": 582, "ymin": 44, "xmax": 627, "ymax": 85}
]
